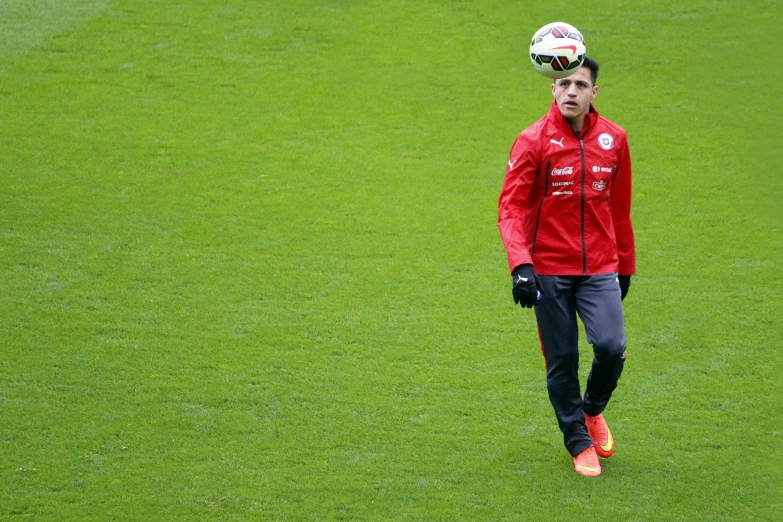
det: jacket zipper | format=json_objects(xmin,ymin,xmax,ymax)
[
  {"xmin": 580, "ymin": 139, "xmax": 587, "ymax": 275},
  {"xmin": 530, "ymin": 161, "xmax": 551, "ymax": 260}
]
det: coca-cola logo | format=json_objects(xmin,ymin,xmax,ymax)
[{"xmin": 551, "ymin": 166, "xmax": 574, "ymax": 176}]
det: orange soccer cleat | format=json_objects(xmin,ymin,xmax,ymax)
[
  {"xmin": 573, "ymin": 446, "xmax": 601, "ymax": 477},
  {"xmin": 585, "ymin": 413, "xmax": 614, "ymax": 458}
]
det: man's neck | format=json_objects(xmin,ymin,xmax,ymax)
[{"xmin": 567, "ymin": 116, "xmax": 585, "ymax": 134}]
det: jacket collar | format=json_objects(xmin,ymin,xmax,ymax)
[{"xmin": 547, "ymin": 100, "xmax": 599, "ymax": 135}]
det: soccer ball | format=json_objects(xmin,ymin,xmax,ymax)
[{"xmin": 529, "ymin": 22, "xmax": 586, "ymax": 79}]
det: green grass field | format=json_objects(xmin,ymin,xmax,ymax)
[{"xmin": 1, "ymin": 1, "xmax": 781, "ymax": 520}]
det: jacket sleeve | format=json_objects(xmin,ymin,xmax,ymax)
[
  {"xmin": 498, "ymin": 131, "xmax": 540, "ymax": 273},
  {"xmin": 611, "ymin": 132, "xmax": 636, "ymax": 275}
]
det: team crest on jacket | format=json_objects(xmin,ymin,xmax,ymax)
[{"xmin": 598, "ymin": 133, "xmax": 614, "ymax": 150}]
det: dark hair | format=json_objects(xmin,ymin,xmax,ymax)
[{"xmin": 582, "ymin": 56, "xmax": 599, "ymax": 85}]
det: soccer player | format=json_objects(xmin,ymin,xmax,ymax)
[{"xmin": 497, "ymin": 57, "xmax": 635, "ymax": 477}]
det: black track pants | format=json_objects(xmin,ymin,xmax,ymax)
[{"xmin": 534, "ymin": 273, "xmax": 627, "ymax": 457}]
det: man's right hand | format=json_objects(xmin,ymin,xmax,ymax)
[{"xmin": 511, "ymin": 264, "xmax": 541, "ymax": 308}]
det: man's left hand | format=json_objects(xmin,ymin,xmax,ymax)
[{"xmin": 619, "ymin": 275, "xmax": 631, "ymax": 301}]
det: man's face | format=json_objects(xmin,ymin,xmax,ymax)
[{"xmin": 551, "ymin": 67, "xmax": 598, "ymax": 121}]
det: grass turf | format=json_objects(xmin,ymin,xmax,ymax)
[{"xmin": 1, "ymin": 0, "xmax": 781, "ymax": 520}]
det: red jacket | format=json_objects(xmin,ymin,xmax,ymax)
[{"xmin": 498, "ymin": 101, "xmax": 635, "ymax": 276}]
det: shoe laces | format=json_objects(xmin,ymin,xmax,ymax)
[
  {"xmin": 576, "ymin": 446, "xmax": 599, "ymax": 466},
  {"xmin": 587, "ymin": 414, "xmax": 608, "ymax": 440}
]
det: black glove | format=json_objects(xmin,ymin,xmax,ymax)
[
  {"xmin": 511, "ymin": 264, "xmax": 542, "ymax": 308},
  {"xmin": 619, "ymin": 275, "xmax": 631, "ymax": 301}
]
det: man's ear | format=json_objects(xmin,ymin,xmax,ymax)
[{"xmin": 591, "ymin": 86, "xmax": 598, "ymax": 100}]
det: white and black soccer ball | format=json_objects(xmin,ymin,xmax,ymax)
[{"xmin": 529, "ymin": 22, "xmax": 586, "ymax": 79}]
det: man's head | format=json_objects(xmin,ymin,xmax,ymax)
[
  {"xmin": 551, "ymin": 56, "xmax": 600, "ymax": 131},
  {"xmin": 581, "ymin": 56, "xmax": 599, "ymax": 85}
]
